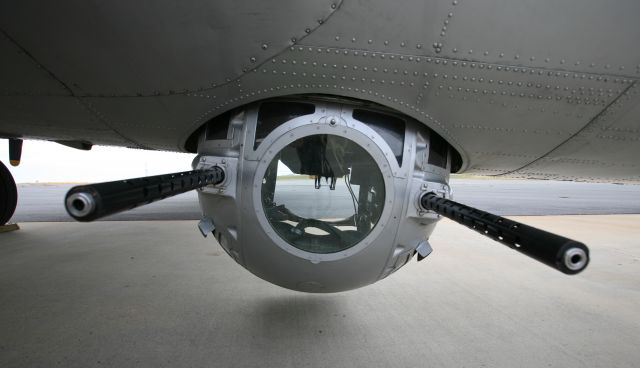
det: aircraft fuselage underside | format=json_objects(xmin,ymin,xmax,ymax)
[{"xmin": 0, "ymin": 0, "xmax": 638, "ymax": 182}]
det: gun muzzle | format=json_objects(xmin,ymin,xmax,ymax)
[
  {"xmin": 65, "ymin": 167, "xmax": 225, "ymax": 222},
  {"xmin": 420, "ymin": 192, "xmax": 589, "ymax": 274}
]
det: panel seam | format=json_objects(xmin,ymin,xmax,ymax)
[
  {"xmin": 1, "ymin": 27, "xmax": 148, "ymax": 149},
  {"xmin": 496, "ymin": 80, "xmax": 637, "ymax": 176}
]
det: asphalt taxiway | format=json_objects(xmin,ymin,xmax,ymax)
[
  {"xmin": 10, "ymin": 179, "xmax": 640, "ymax": 222},
  {"xmin": 1, "ymin": 216, "xmax": 639, "ymax": 367}
]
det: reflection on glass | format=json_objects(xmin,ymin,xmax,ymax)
[{"xmin": 262, "ymin": 134, "xmax": 385, "ymax": 254}]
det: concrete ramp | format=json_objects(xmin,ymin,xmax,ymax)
[{"xmin": 1, "ymin": 216, "xmax": 638, "ymax": 367}]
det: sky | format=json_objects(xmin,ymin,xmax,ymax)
[
  {"xmin": 1, "ymin": 139, "xmax": 297, "ymax": 183},
  {"xmin": 1, "ymin": 140, "xmax": 195, "ymax": 183}
]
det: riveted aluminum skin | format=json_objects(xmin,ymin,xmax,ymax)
[{"xmin": 1, "ymin": 0, "xmax": 639, "ymax": 182}]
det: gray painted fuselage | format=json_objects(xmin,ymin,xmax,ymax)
[{"xmin": 0, "ymin": 1, "xmax": 639, "ymax": 181}]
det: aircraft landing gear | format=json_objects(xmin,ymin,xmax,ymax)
[{"xmin": 0, "ymin": 161, "xmax": 18, "ymax": 226}]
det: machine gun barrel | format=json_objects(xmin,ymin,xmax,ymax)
[
  {"xmin": 420, "ymin": 192, "xmax": 589, "ymax": 274},
  {"xmin": 65, "ymin": 167, "xmax": 225, "ymax": 222}
]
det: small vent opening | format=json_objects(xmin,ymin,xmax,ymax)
[
  {"xmin": 206, "ymin": 111, "xmax": 232, "ymax": 141},
  {"xmin": 352, "ymin": 109, "xmax": 405, "ymax": 166},
  {"xmin": 255, "ymin": 102, "xmax": 315, "ymax": 149}
]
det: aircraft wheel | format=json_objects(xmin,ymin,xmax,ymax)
[{"xmin": 0, "ymin": 161, "xmax": 18, "ymax": 225}]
